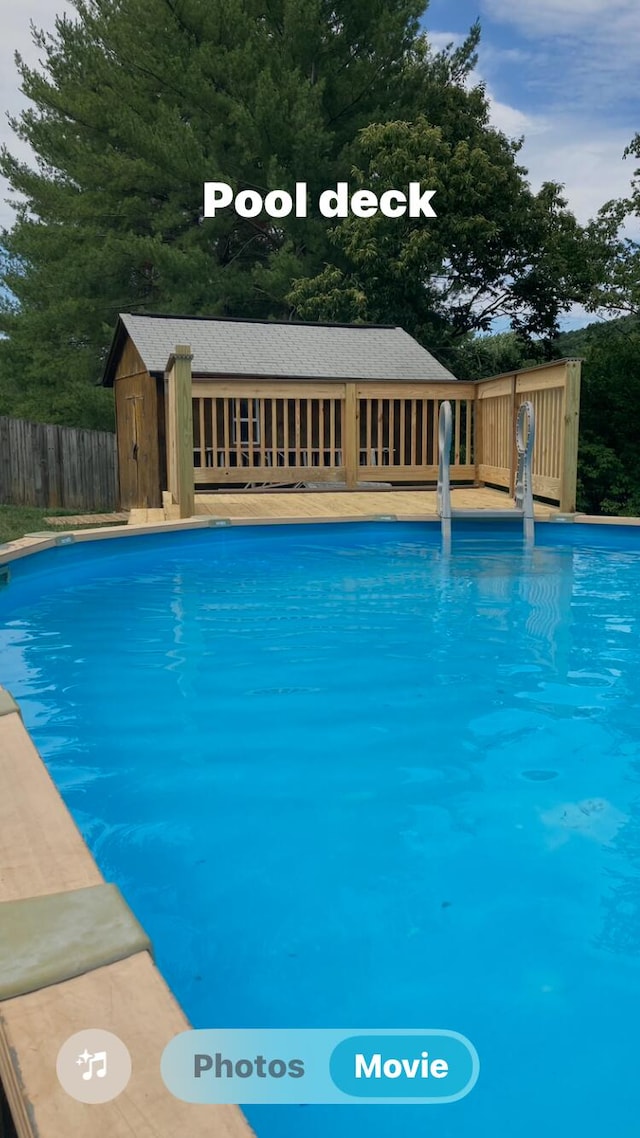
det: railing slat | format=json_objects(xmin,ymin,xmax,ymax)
[
  {"xmin": 199, "ymin": 399, "xmax": 206, "ymax": 469},
  {"xmin": 410, "ymin": 400, "xmax": 417, "ymax": 468},
  {"xmin": 318, "ymin": 399, "xmax": 325, "ymax": 467},
  {"xmin": 259, "ymin": 399, "xmax": 266, "ymax": 469}
]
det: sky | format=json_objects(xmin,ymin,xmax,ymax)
[
  {"xmin": 0, "ymin": 0, "xmax": 638, "ymax": 329},
  {"xmin": 426, "ymin": 0, "xmax": 639, "ymax": 231}
]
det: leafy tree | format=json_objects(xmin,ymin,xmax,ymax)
[
  {"xmin": 0, "ymin": 0, "xmax": 451, "ymax": 424},
  {"xmin": 1, "ymin": 3, "xmax": 612, "ymax": 428},
  {"xmin": 289, "ymin": 113, "xmax": 609, "ymax": 356},
  {"xmin": 438, "ymin": 331, "xmax": 542, "ymax": 382},
  {"xmin": 585, "ymin": 134, "xmax": 640, "ymax": 318},
  {"xmin": 565, "ymin": 133, "xmax": 640, "ymax": 513},
  {"xmin": 573, "ymin": 318, "xmax": 640, "ymax": 515},
  {"xmin": 575, "ymin": 439, "xmax": 637, "ymax": 517}
]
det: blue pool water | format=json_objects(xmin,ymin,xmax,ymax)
[{"xmin": 1, "ymin": 521, "xmax": 640, "ymax": 1136}]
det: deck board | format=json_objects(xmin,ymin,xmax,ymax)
[{"xmin": 194, "ymin": 487, "xmax": 558, "ymax": 521}]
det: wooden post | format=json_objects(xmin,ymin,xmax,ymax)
[
  {"xmin": 559, "ymin": 360, "xmax": 581, "ymax": 513},
  {"xmin": 509, "ymin": 374, "xmax": 517, "ymax": 496},
  {"xmin": 344, "ymin": 383, "xmax": 358, "ymax": 489},
  {"xmin": 165, "ymin": 345, "xmax": 195, "ymax": 519},
  {"xmin": 473, "ymin": 385, "xmax": 482, "ymax": 486}
]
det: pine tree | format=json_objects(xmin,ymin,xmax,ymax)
[
  {"xmin": 0, "ymin": 4, "xmax": 609, "ymax": 425},
  {"xmin": 0, "ymin": 0, "xmax": 432, "ymax": 422}
]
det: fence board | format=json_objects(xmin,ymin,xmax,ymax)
[{"xmin": 0, "ymin": 416, "xmax": 118, "ymax": 511}]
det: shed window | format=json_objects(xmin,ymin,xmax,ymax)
[{"xmin": 232, "ymin": 399, "xmax": 260, "ymax": 445}]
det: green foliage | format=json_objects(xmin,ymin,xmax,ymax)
[
  {"xmin": 567, "ymin": 130, "xmax": 640, "ymax": 515},
  {"xmin": 0, "ymin": 2, "xmax": 607, "ymax": 428},
  {"xmin": 447, "ymin": 331, "xmax": 544, "ymax": 382},
  {"xmin": 585, "ymin": 134, "xmax": 640, "ymax": 318},
  {"xmin": 572, "ymin": 318, "xmax": 640, "ymax": 515},
  {"xmin": 575, "ymin": 439, "xmax": 638, "ymax": 517},
  {"xmin": 288, "ymin": 113, "xmax": 606, "ymax": 353},
  {"xmin": 465, "ymin": 315, "xmax": 640, "ymax": 516},
  {"xmin": 0, "ymin": 505, "xmax": 125, "ymax": 543},
  {"xmin": 0, "ymin": 0, "xmax": 434, "ymax": 419},
  {"xmin": 0, "ymin": 326, "xmax": 115, "ymax": 428}
]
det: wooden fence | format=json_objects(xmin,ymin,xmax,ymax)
[{"xmin": 0, "ymin": 416, "xmax": 118, "ymax": 512}]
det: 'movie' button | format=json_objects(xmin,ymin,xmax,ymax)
[{"xmin": 329, "ymin": 1032, "xmax": 478, "ymax": 1102}]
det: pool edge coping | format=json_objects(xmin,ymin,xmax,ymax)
[
  {"xmin": 1, "ymin": 509, "xmax": 639, "ymax": 567},
  {"xmin": 0, "ymin": 696, "xmax": 257, "ymax": 1138}
]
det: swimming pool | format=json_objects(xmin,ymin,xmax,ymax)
[{"xmin": 1, "ymin": 520, "xmax": 639, "ymax": 1136}]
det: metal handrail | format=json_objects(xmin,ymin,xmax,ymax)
[
  {"xmin": 437, "ymin": 398, "xmax": 536, "ymax": 544},
  {"xmin": 515, "ymin": 400, "xmax": 535, "ymax": 543},
  {"xmin": 437, "ymin": 401, "xmax": 452, "ymax": 543}
]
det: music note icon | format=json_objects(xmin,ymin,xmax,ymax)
[
  {"xmin": 80, "ymin": 1051, "xmax": 108, "ymax": 1081},
  {"xmin": 62, "ymin": 1032, "xmax": 130, "ymax": 1103}
]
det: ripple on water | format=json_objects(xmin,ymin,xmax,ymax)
[{"xmin": 1, "ymin": 527, "xmax": 640, "ymax": 1138}]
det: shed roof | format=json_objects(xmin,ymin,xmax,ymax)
[{"xmin": 102, "ymin": 313, "xmax": 459, "ymax": 385}]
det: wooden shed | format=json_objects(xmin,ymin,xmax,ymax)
[{"xmin": 102, "ymin": 313, "xmax": 581, "ymax": 517}]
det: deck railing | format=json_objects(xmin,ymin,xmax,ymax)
[
  {"xmin": 190, "ymin": 381, "xmax": 477, "ymax": 488},
  {"xmin": 473, "ymin": 364, "xmax": 578, "ymax": 507},
  {"xmin": 476, "ymin": 360, "xmax": 581, "ymax": 512},
  {"xmin": 354, "ymin": 384, "xmax": 475, "ymax": 483},
  {"xmin": 164, "ymin": 355, "xmax": 580, "ymax": 517},
  {"xmin": 191, "ymin": 385, "xmax": 345, "ymax": 484}
]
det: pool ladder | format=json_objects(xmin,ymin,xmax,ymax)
[{"xmin": 437, "ymin": 399, "xmax": 535, "ymax": 544}]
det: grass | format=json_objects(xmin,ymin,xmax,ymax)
[{"xmin": 0, "ymin": 505, "xmax": 126, "ymax": 545}]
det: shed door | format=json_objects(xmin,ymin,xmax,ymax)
[{"xmin": 114, "ymin": 373, "xmax": 161, "ymax": 509}]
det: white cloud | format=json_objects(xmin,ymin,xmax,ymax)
[
  {"xmin": 487, "ymin": 95, "xmax": 636, "ymax": 225},
  {"xmin": 476, "ymin": 26, "xmax": 639, "ymax": 233},
  {"xmin": 425, "ymin": 31, "xmax": 634, "ymax": 228},
  {"xmin": 488, "ymin": 96, "xmax": 545, "ymax": 141},
  {"xmin": 483, "ymin": 0, "xmax": 640, "ymax": 99},
  {"xmin": 479, "ymin": 71, "xmax": 631, "ymax": 225},
  {"xmin": 426, "ymin": 30, "xmax": 465, "ymax": 54},
  {"xmin": 484, "ymin": 0, "xmax": 638, "ymax": 38},
  {"xmin": 521, "ymin": 127, "xmax": 636, "ymax": 224}
]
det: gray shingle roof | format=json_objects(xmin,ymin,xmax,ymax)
[{"xmin": 113, "ymin": 314, "xmax": 458, "ymax": 383}]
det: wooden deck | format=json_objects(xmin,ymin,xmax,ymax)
[
  {"xmin": 127, "ymin": 486, "xmax": 559, "ymax": 527},
  {"xmin": 193, "ymin": 486, "xmax": 559, "ymax": 521}
]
